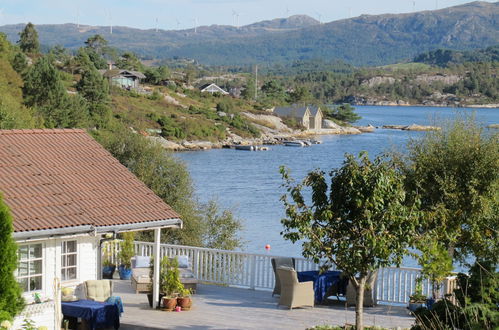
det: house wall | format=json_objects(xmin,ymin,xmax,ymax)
[
  {"xmin": 302, "ymin": 113, "xmax": 310, "ymax": 130},
  {"xmin": 310, "ymin": 112, "xmax": 323, "ymax": 130},
  {"xmin": 13, "ymin": 235, "xmax": 101, "ymax": 329}
]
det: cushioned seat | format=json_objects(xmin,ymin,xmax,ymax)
[
  {"xmin": 131, "ymin": 255, "xmax": 198, "ymax": 293},
  {"xmin": 85, "ymin": 280, "xmax": 113, "ymax": 302}
]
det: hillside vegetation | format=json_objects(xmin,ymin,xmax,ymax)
[{"xmin": 0, "ymin": 2, "xmax": 498, "ymax": 66}]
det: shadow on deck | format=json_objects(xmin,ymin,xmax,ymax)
[{"xmin": 113, "ymin": 280, "xmax": 414, "ymax": 330}]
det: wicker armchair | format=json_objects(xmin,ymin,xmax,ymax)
[
  {"xmin": 271, "ymin": 257, "xmax": 296, "ymax": 296},
  {"xmin": 84, "ymin": 280, "xmax": 113, "ymax": 302},
  {"xmin": 276, "ymin": 267, "xmax": 314, "ymax": 309}
]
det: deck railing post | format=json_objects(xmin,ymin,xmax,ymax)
[
  {"xmin": 193, "ymin": 249, "xmax": 200, "ymax": 279},
  {"xmin": 249, "ymin": 255, "xmax": 257, "ymax": 290}
]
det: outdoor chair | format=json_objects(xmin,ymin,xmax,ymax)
[
  {"xmin": 271, "ymin": 257, "xmax": 296, "ymax": 296},
  {"xmin": 345, "ymin": 270, "xmax": 378, "ymax": 307},
  {"xmin": 276, "ymin": 266, "xmax": 314, "ymax": 309},
  {"xmin": 84, "ymin": 280, "xmax": 113, "ymax": 302}
]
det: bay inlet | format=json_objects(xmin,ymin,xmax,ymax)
[{"xmin": 176, "ymin": 106, "xmax": 499, "ymax": 265}]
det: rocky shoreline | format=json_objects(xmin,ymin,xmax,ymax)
[{"xmin": 146, "ymin": 113, "xmax": 446, "ymax": 151}]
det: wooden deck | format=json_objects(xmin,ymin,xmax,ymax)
[{"xmin": 114, "ymin": 280, "xmax": 415, "ymax": 330}]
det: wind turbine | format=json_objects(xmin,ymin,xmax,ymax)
[
  {"xmin": 286, "ymin": 6, "xmax": 290, "ymax": 17},
  {"xmin": 155, "ymin": 18, "xmax": 158, "ymax": 32},
  {"xmin": 193, "ymin": 18, "xmax": 198, "ymax": 33},
  {"xmin": 175, "ymin": 18, "xmax": 181, "ymax": 30},
  {"xmin": 315, "ymin": 11, "xmax": 322, "ymax": 24},
  {"xmin": 109, "ymin": 12, "xmax": 113, "ymax": 34},
  {"xmin": 413, "ymin": 1, "xmax": 416, "ymax": 12},
  {"xmin": 232, "ymin": 10, "xmax": 241, "ymax": 28}
]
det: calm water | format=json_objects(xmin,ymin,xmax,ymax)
[{"xmin": 176, "ymin": 106, "xmax": 498, "ymax": 263}]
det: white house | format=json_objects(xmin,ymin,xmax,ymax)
[
  {"xmin": 272, "ymin": 105, "xmax": 323, "ymax": 130},
  {"xmin": 200, "ymin": 83, "xmax": 229, "ymax": 95},
  {"xmin": 0, "ymin": 129, "xmax": 182, "ymax": 329}
]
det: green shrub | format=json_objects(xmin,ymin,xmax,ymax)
[{"xmin": 0, "ymin": 194, "xmax": 25, "ymax": 321}]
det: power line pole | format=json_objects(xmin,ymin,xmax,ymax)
[{"xmin": 255, "ymin": 64, "xmax": 258, "ymax": 100}]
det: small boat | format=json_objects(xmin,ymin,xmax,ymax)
[
  {"xmin": 234, "ymin": 145, "xmax": 255, "ymax": 151},
  {"xmin": 310, "ymin": 139, "xmax": 322, "ymax": 144},
  {"xmin": 283, "ymin": 141, "xmax": 306, "ymax": 147}
]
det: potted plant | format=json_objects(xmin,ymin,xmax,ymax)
[
  {"xmin": 160, "ymin": 256, "xmax": 184, "ymax": 311},
  {"xmin": 118, "ymin": 232, "xmax": 135, "ymax": 280},
  {"xmin": 102, "ymin": 241, "xmax": 116, "ymax": 279},
  {"xmin": 146, "ymin": 257, "xmax": 165, "ymax": 308},
  {"xmin": 177, "ymin": 288, "xmax": 193, "ymax": 311},
  {"xmin": 408, "ymin": 277, "xmax": 427, "ymax": 312}
]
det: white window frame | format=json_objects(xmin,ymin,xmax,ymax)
[
  {"xmin": 61, "ymin": 240, "xmax": 78, "ymax": 282},
  {"xmin": 17, "ymin": 243, "xmax": 44, "ymax": 293}
]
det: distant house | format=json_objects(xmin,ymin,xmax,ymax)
[
  {"xmin": 200, "ymin": 83, "xmax": 229, "ymax": 95},
  {"xmin": 0, "ymin": 129, "xmax": 182, "ymax": 328},
  {"xmin": 273, "ymin": 105, "xmax": 323, "ymax": 130},
  {"xmin": 99, "ymin": 69, "xmax": 146, "ymax": 89}
]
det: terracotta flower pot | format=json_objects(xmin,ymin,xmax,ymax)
[
  {"xmin": 161, "ymin": 297, "xmax": 177, "ymax": 311},
  {"xmin": 177, "ymin": 297, "xmax": 192, "ymax": 311}
]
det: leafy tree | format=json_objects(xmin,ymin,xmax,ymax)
[
  {"xmin": 287, "ymin": 86, "xmax": 313, "ymax": 105},
  {"xmin": 404, "ymin": 116, "xmax": 499, "ymax": 263},
  {"xmin": 10, "ymin": 52, "xmax": 28, "ymax": 76},
  {"xmin": 201, "ymin": 200, "xmax": 242, "ymax": 251},
  {"xmin": 93, "ymin": 124, "xmax": 204, "ymax": 246},
  {"xmin": 17, "ymin": 22, "xmax": 39, "ymax": 54},
  {"xmin": 84, "ymin": 34, "xmax": 108, "ymax": 54},
  {"xmin": 23, "ymin": 56, "xmax": 88, "ymax": 128},
  {"xmin": 144, "ymin": 66, "xmax": 170, "ymax": 85},
  {"xmin": 0, "ymin": 194, "xmax": 25, "ymax": 322},
  {"xmin": 261, "ymin": 80, "xmax": 286, "ymax": 102},
  {"xmin": 115, "ymin": 52, "xmax": 143, "ymax": 71},
  {"xmin": 22, "ymin": 56, "xmax": 67, "ymax": 125},
  {"xmin": 323, "ymin": 104, "xmax": 361, "ymax": 124},
  {"xmin": 76, "ymin": 63, "xmax": 110, "ymax": 127},
  {"xmin": 83, "ymin": 35, "xmax": 109, "ymax": 69},
  {"xmin": 240, "ymin": 76, "xmax": 256, "ymax": 100},
  {"xmin": 0, "ymin": 36, "xmax": 36, "ymax": 129},
  {"xmin": 280, "ymin": 152, "xmax": 419, "ymax": 330}
]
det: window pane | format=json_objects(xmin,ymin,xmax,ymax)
[
  {"xmin": 29, "ymin": 276, "xmax": 42, "ymax": 291},
  {"xmin": 29, "ymin": 260, "xmax": 42, "ymax": 275},
  {"xmin": 18, "ymin": 262, "xmax": 29, "ymax": 277},
  {"xmin": 67, "ymin": 267, "xmax": 77, "ymax": 280},
  {"xmin": 18, "ymin": 246, "xmax": 29, "ymax": 260},
  {"xmin": 66, "ymin": 241, "xmax": 77, "ymax": 253},
  {"xmin": 18, "ymin": 278, "xmax": 28, "ymax": 292},
  {"xmin": 61, "ymin": 269, "xmax": 67, "ymax": 281},
  {"xmin": 29, "ymin": 244, "xmax": 42, "ymax": 259},
  {"xmin": 67, "ymin": 254, "xmax": 76, "ymax": 267}
]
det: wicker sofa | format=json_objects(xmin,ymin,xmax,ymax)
[{"xmin": 131, "ymin": 255, "xmax": 197, "ymax": 294}]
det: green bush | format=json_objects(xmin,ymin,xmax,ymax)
[{"xmin": 0, "ymin": 194, "xmax": 25, "ymax": 321}]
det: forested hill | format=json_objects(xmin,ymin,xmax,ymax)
[
  {"xmin": 1, "ymin": 1, "xmax": 498, "ymax": 66},
  {"xmin": 414, "ymin": 45, "xmax": 499, "ymax": 67}
]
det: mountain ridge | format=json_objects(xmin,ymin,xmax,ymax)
[{"xmin": 0, "ymin": 1, "xmax": 497, "ymax": 66}]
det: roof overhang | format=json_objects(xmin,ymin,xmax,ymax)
[{"xmin": 13, "ymin": 218, "xmax": 182, "ymax": 241}]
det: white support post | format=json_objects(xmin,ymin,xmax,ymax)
[
  {"xmin": 152, "ymin": 228, "xmax": 161, "ymax": 309},
  {"xmin": 249, "ymin": 255, "xmax": 257, "ymax": 290}
]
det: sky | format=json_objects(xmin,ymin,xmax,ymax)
[{"xmin": 0, "ymin": 0, "xmax": 495, "ymax": 30}]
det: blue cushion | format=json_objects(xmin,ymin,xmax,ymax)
[{"xmin": 134, "ymin": 255, "xmax": 150, "ymax": 268}]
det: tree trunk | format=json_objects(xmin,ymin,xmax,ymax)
[{"xmin": 355, "ymin": 276, "xmax": 367, "ymax": 330}]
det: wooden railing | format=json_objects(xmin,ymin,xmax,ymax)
[{"xmin": 103, "ymin": 240, "xmax": 456, "ymax": 305}]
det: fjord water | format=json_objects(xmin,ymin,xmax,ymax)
[{"xmin": 176, "ymin": 106, "xmax": 498, "ymax": 263}]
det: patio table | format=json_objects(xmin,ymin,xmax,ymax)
[
  {"xmin": 297, "ymin": 270, "xmax": 346, "ymax": 303},
  {"xmin": 61, "ymin": 299, "xmax": 120, "ymax": 330}
]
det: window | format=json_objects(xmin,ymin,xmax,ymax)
[
  {"xmin": 61, "ymin": 240, "xmax": 77, "ymax": 281},
  {"xmin": 17, "ymin": 244, "xmax": 43, "ymax": 292}
]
